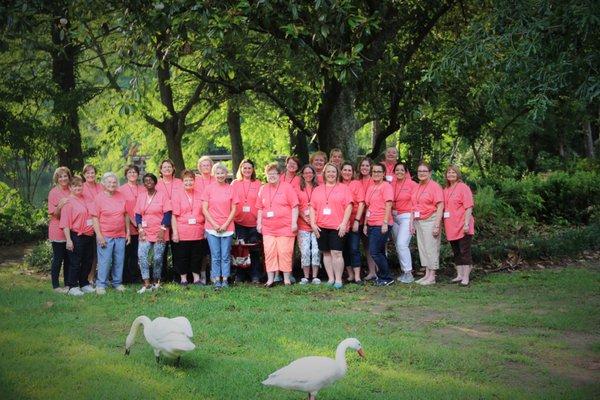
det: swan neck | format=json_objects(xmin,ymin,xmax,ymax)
[
  {"xmin": 335, "ymin": 341, "xmax": 349, "ymax": 374},
  {"xmin": 126, "ymin": 316, "xmax": 151, "ymax": 347}
]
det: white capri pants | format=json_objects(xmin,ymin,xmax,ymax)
[
  {"xmin": 297, "ymin": 230, "xmax": 320, "ymax": 267},
  {"xmin": 391, "ymin": 212, "xmax": 412, "ymax": 272}
]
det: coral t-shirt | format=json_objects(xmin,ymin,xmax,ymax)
[
  {"xmin": 343, "ymin": 180, "xmax": 365, "ymax": 226},
  {"xmin": 383, "ymin": 162, "xmax": 412, "ymax": 184},
  {"xmin": 310, "ymin": 183, "xmax": 353, "ymax": 229},
  {"xmin": 82, "ymin": 182, "xmax": 103, "ymax": 206},
  {"xmin": 118, "ymin": 183, "xmax": 145, "ymax": 235},
  {"xmin": 59, "ymin": 195, "xmax": 94, "ymax": 236},
  {"xmin": 194, "ymin": 175, "xmax": 214, "ymax": 197},
  {"xmin": 280, "ymin": 173, "xmax": 301, "ymax": 191},
  {"xmin": 256, "ymin": 181, "xmax": 299, "ymax": 237},
  {"xmin": 296, "ymin": 185, "xmax": 316, "ymax": 232},
  {"xmin": 393, "ymin": 178, "xmax": 418, "ymax": 214},
  {"xmin": 135, "ymin": 190, "xmax": 172, "ymax": 242},
  {"xmin": 357, "ymin": 177, "xmax": 373, "ymax": 224},
  {"xmin": 48, "ymin": 186, "xmax": 71, "ymax": 241},
  {"xmin": 91, "ymin": 191, "xmax": 128, "ymax": 238},
  {"xmin": 231, "ymin": 179, "xmax": 261, "ymax": 227},
  {"xmin": 171, "ymin": 189, "xmax": 205, "ymax": 241},
  {"xmin": 443, "ymin": 182, "xmax": 475, "ymax": 241},
  {"xmin": 201, "ymin": 182, "xmax": 239, "ymax": 232},
  {"xmin": 157, "ymin": 178, "xmax": 183, "ymax": 202},
  {"xmin": 411, "ymin": 179, "xmax": 444, "ymax": 220},
  {"xmin": 364, "ymin": 181, "xmax": 394, "ymax": 226}
]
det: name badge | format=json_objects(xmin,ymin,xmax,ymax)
[
  {"xmin": 303, "ymin": 209, "xmax": 310, "ymax": 216},
  {"xmin": 414, "ymin": 211, "xmax": 420, "ymax": 218},
  {"xmin": 242, "ymin": 205, "xmax": 251, "ymax": 213},
  {"xmin": 141, "ymin": 221, "xmax": 148, "ymax": 227},
  {"xmin": 188, "ymin": 218, "xmax": 197, "ymax": 225},
  {"xmin": 443, "ymin": 211, "xmax": 450, "ymax": 219},
  {"xmin": 323, "ymin": 208, "xmax": 332, "ymax": 215},
  {"xmin": 266, "ymin": 211, "xmax": 275, "ymax": 218},
  {"xmin": 86, "ymin": 219, "xmax": 93, "ymax": 227},
  {"xmin": 365, "ymin": 210, "xmax": 371, "ymax": 218},
  {"xmin": 385, "ymin": 175, "xmax": 393, "ymax": 182}
]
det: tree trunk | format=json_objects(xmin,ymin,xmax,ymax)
[
  {"xmin": 316, "ymin": 80, "xmax": 359, "ymax": 161},
  {"xmin": 289, "ymin": 126, "xmax": 309, "ymax": 165},
  {"xmin": 163, "ymin": 118, "xmax": 186, "ymax": 173},
  {"xmin": 227, "ymin": 100, "xmax": 244, "ymax": 173},
  {"xmin": 51, "ymin": 12, "xmax": 83, "ymax": 171},
  {"xmin": 471, "ymin": 141, "xmax": 486, "ymax": 178},
  {"xmin": 583, "ymin": 120, "xmax": 595, "ymax": 159},
  {"xmin": 371, "ymin": 120, "xmax": 381, "ymax": 151}
]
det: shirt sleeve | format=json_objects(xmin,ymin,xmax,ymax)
[
  {"xmin": 461, "ymin": 183, "xmax": 474, "ymax": 209},
  {"xmin": 58, "ymin": 203, "xmax": 71, "ymax": 230}
]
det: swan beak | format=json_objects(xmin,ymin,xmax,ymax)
[
  {"xmin": 357, "ymin": 348, "xmax": 365, "ymax": 358},
  {"xmin": 125, "ymin": 349, "xmax": 130, "ymax": 356}
]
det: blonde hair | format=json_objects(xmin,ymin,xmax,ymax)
[
  {"xmin": 82, "ymin": 164, "xmax": 96, "ymax": 175},
  {"xmin": 53, "ymin": 166, "xmax": 72, "ymax": 185},
  {"xmin": 264, "ymin": 162, "xmax": 280, "ymax": 175},
  {"xmin": 309, "ymin": 151, "xmax": 327, "ymax": 164},
  {"xmin": 322, "ymin": 162, "xmax": 341, "ymax": 182},
  {"xmin": 70, "ymin": 176, "xmax": 84, "ymax": 187},
  {"xmin": 211, "ymin": 162, "xmax": 228, "ymax": 176},
  {"xmin": 444, "ymin": 164, "xmax": 463, "ymax": 187},
  {"xmin": 197, "ymin": 155, "xmax": 214, "ymax": 168}
]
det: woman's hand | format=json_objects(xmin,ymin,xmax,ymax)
[
  {"xmin": 432, "ymin": 225, "xmax": 440, "ymax": 237},
  {"xmin": 363, "ymin": 224, "xmax": 367, "ymax": 236},
  {"xmin": 463, "ymin": 223, "xmax": 469, "ymax": 234},
  {"xmin": 66, "ymin": 240, "xmax": 74, "ymax": 251},
  {"xmin": 311, "ymin": 224, "xmax": 321, "ymax": 239},
  {"xmin": 352, "ymin": 220, "xmax": 359, "ymax": 233},
  {"xmin": 97, "ymin": 234, "xmax": 107, "ymax": 248},
  {"xmin": 381, "ymin": 224, "xmax": 388, "ymax": 234},
  {"xmin": 291, "ymin": 221, "xmax": 298, "ymax": 234},
  {"xmin": 172, "ymin": 232, "xmax": 179, "ymax": 243},
  {"xmin": 338, "ymin": 224, "xmax": 347, "ymax": 238},
  {"xmin": 157, "ymin": 229, "xmax": 165, "ymax": 243}
]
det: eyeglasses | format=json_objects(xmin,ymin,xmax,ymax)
[
  {"xmin": 417, "ymin": 170, "xmax": 429, "ymax": 173},
  {"xmin": 372, "ymin": 170, "xmax": 384, "ymax": 174}
]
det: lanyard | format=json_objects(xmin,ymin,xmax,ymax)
[
  {"xmin": 162, "ymin": 179, "xmax": 174, "ymax": 200},
  {"xmin": 324, "ymin": 183, "xmax": 337, "ymax": 205},
  {"xmin": 267, "ymin": 182, "xmax": 281, "ymax": 209},
  {"xmin": 283, "ymin": 173, "xmax": 297, "ymax": 185},
  {"xmin": 444, "ymin": 183, "xmax": 459, "ymax": 204},
  {"xmin": 415, "ymin": 180, "xmax": 431, "ymax": 204},
  {"xmin": 142, "ymin": 191, "xmax": 157, "ymax": 216},
  {"xmin": 242, "ymin": 180, "xmax": 253, "ymax": 203},
  {"xmin": 128, "ymin": 183, "xmax": 139, "ymax": 200},
  {"xmin": 184, "ymin": 190, "xmax": 194, "ymax": 213},
  {"xmin": 366, "ymin": 182, "xmax": 383, "ymax": 206},
  {"xmin": 394, "ymin": 178, "xmax": 407, "ymax": 202},
  {"xmin": 304, "ymin": 185, "xmax": 314, "ymax": 205}
]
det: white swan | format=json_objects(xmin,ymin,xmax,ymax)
[
  {"xmin": 125, "ymin": 316, "xmax": 195, "ymax": 365},
  {"xmin": 262, "ymin": 338, "xmax": 364, "ymax": 400}
]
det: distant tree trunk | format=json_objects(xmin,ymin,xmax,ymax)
[
  {"xmin": 316, "ymin": 80, "xmax": 359, "ymax": 161},
  {"xmin": 471, "ymin": 141, "xmax": 486, "ymax": 178},
  {"xmin": 162, "ymin": 117, "xmax": 186, "ymax": 172},
  {"xmin": 227, "ymin": 100, "xmax": 244, "ymax": 173},
  {"xmin": 289, "ymin": 126, "xmax": 309, "ymax": 165},
  {"xmin": 50, "ymin": 12, "xmax": 83, "ymax": 171},
  {"xmin": 583, "ymin": 120, "xmax": 595, "ymax": 159},
  {"xmin": 371, "ymin": 120, "xmax": 381, "ymax": 151}
]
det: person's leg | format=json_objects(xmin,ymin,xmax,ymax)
[
  {"xmin": 66, "ymin": 232, "xmax": 82, "ymax": 288},
  {"xmin": 206, "ymin": 233, "xmax": 222, "ymax": 284},
  {"xmin": 331, "ymin": 250, "xmax": 345, "ymax": 285},
  {"xmin": 152, "ymin": 242, "xmax": 166, "ymax": 284},
  {"xmin": 368, "ymin": 226, "xmax": 392, "ymax": 282},
  {"xmin": 322, "ymin": 251, "xmax": 334, "ymax": 284},
  {"xmin": 309, "ymin": 232, "xmax": 321, "ymax": 281},
  {"xmin": 347, "ymin": 230, "xmax": 362, "ymax": 282},
  {"xmin": 262, "ymin": 235, "xmax": 277, "ymax": 286},
  {"xmin": 79, "ymin": 235, "xmax": 94, "ymax": 288},
  {"xmin": 361, "ymin": 232, "xmax": 377, "ymax": 280},
  {"xmin": 396, "ymin": 213, "xmax": 413, "ymax": 282},
  {"xmin": 171, "ymin": 241, "xmax": 187, "ymax": 283},
  {"xmin": 50, "ymin": 241, "xmax": 67, "ymax": 289},
  {"xmin": 342, "ymin": 233, "xmax": 354, "ymax": 281},
  {"xmin": 220, "ymin": 235, "xmax": 233, "ymax": 283},
  {"xmin": 279, "ymin": 236, "xmax": 295, "ymax": 285},
  {"xmin": 189, "ymin": 240, "xmax": 203, "ymax": 283},
  {"xmin": 111, "ymin": 238, "xmax": 126, "ymax": 287},
  {"xmin": 450, "ymin": 239, "xmax": 463, "ymax": 282},
  {"xmin": 298, "ymin": 231, "xmax": 310, "ymax": 280},
  {"xmin": 96, "ymin": 238, "xmax": 114, "ymax": 289},
  {"xmin": 460, "ymin": 235, "xmax": 473, "ymax": 285}
]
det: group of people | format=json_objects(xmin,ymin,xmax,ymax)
[{"xmin": 47, "ymin": 147, "xmax": 475, "ymax": 296}]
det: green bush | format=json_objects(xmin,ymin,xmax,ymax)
[
  {"xmin": 0, "ymin": 182, "xmax": 46, "ymax": 245},
  {"xmin": 23, "ymin": 240, "xmax": 52, "ymax": 272}
]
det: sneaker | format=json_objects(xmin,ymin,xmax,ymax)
[
  {"xmin": 81, "ymin": 285, "xmax": 95, "ymax": 293},
  {"xmin": 398, "ymin": 272, "xmax": 415, "ymax": 284},
  {"xmin": 311, "ymin": 278, "xmax": 321, "ymax": 285},
  {"xmin": 375, "ymin": 279, "xmax": 395, "ymax": 287},
  {"xmin": 114, "ymin": 285, "xmax": 127, "ymax": 292},
  {"xmin": 333, "ymin": 282, "xmax": 343, "ymax": 289},
  {"xmin": 68, "ymin": 287, "xmax": 84, "ymax": 296},
  {"xmin": 221, "ymin": 280, "xmax": 229, "ymax": 288},
  {"xmin": 213, "ymin": 281, "xmax": 222, "ymax": 289},
  {"xmin": 179, "ymin": 281, "xmax": 189, "ymax": 288},
  {"xmin": 53, "ymin": 287, "xmax": 69, "ymax": 294},
  {"xmin": 290, "ymin": 276, "xmax": 296, "ymax": 284},
  {"xmin": 273, "ymin": 275, "xmax": 283, "ymax": 283},
  {"xmin": 152, "ymin": 283, "xmax": 161, "ymax": 290},
  {"xmin": 300, "ymin": 278, "xmax": 309, "ymax": 285},
  {"xmin": 193, "ymin": 280, "xmax": 205, "ymax": 286},
  {"xmin": 417, "ymin": 279, "xmax": 435, "ymax": 286},
  {"xmin": 96, "ymin": 287, "xmax": 106, "ymax": 295},
  {"xmin": 137, "ymin": 285, "xmax": 152, "ymax": 294}
]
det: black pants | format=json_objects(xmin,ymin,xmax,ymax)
[
  {"xmin": 234, "ymin": 224, "xmax": 262, "ymax": 281},
  {"xmin": 122, "ymin": 234, "xmax": 141, "ymax": 284},
  {"xmin": 51, "ymin": 241, "xmax": 69, "ymax": 288},
  {"xmin": 172, "ymin": 240, "xmax": 206, "ymax": 276},
  {"xmin": 66, "ymin": 232, "xmax": 94, "ymax": 288}
]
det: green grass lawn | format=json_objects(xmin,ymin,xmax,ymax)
[{"xmin": 0, "ymin": 264, "xmax": 599, "ymax": 400}]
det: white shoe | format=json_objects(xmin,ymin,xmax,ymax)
[
  {"xmin": 114, "ymin": 285, "xmax": 127, "ymax": 292},
  {"xmin": 53, "ymin": 287, "xmax": 69, "ymax": 294},
  {"xmin": 137, "ymin": 285, "xmax": 153, "ymax": 294},
  {"xmin": 81, "ymin": 285, "xmax": 95, "ymax": 293},
  {"xmin": 96, "ymin": 287, "xmax": 106, "ymax": 295},
  {"xmin": 417, "ymin": 279, "xmax": 435, "ymax": 286},
  {"xmin": 152, "ymin": 283, "xmax": 161, "ymax": 290},
  {"xmin": 68, "ymin": 287, "xmax": 84, "ymax": 296},
  {"xmin": 300, "ymin": 278, "xmax": 309, "ymax": 285},
  {"xmin": 311, "ymin": 278, "xmax": 321, "ymax": 285}
]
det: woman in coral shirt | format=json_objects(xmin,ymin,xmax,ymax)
[
  {"xmin": 48, "ymin": 166, "xmax": 72, "ymax": 293},
  {"xmin": 171, "ymin": 170, "xmax": 206, "ymax": 286},
  {"xmin": 310, "ymin": 151, "xmax": 327, "ymax": 185},
  {"xmin": 443, "ymin": 165, "xmax": 475, "ymax": 286},
  {"xmin": 391, "ymin": 163, "xmax": 418, "ymax": 284},
  {"xmin": 296, "ymin": 164, "xmax": 321, "ymax": 284},
  {"xmin": 340, "ymin": 162, "xmax": 365, "ymax": 284},
  {"xmin": 310, "ymin": 163, "xmax": 353, "ymax": 288},
  {"xmin": 202, "ymin": 163, "xmax": 238, "ymax": 289},
  {"xmin": 357, "ymin": 157, "xmax": 378, "ymax": 281},
  {"xmin": 410, "ymin": 162, "xmax": 444, "ymax": 285},
  {"xmin": 118, "ymin": 164, "xmax": 144, "ymax": 284},
  {"xmin": 82, "ymin": 164, "xmax": 102, "ymax": 205},
  {"xmin": 60, "ymin": 176, "xmax": 95, "ymax": 296},
  {"xmin": 231, "ymin": 159, "xmax": 262, "ymax": 283},
  {"xmin": 281, "ymin": 156, "xmax": 301, "ymax": 191},
  {"xmin": 363, "ymin": 163, "xmax": 395, "ymax": 286},
  {"xmin": 195, "ymin": 155, "xmax": 214, "ymax": 196},
  {"xmin": 257, "ymin": 163, "xmax": 299, "ymax": 287}
]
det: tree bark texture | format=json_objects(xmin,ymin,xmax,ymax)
[
  {"xmin": 227, "ymin": 101, "xmax": 244, "ymax": 173},
  {"xmin": 289, "ymin": 126, "xmax": 309, "ymax": 166},
  {"xmin": 583, "ymin": 120, "xmax": 595, "ymax": 159}
]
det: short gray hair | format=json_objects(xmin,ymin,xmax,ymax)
[
  {"xmin": 101, "ymin": 171, "xmax": 118, "ymax": 186},
  {"xmin": 211, "ymin": 162, "xmax": 228, "ymax": 175}
]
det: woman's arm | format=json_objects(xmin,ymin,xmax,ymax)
[{"xmin": 432, "ymin": 202, "xmax": 444, "ymax": 237}]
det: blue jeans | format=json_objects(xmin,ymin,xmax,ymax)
[
  {"xmin": 96, "ymin": 237, "xmax": 125, "ymax": 288},
  {"xmin": 138, "ymin": 240, "xmax": 166, "ymax": 281},
  {"xmin": 367, "ymin": 225, "xmax": 392, "ymax": 281},
  {"xmin": 343, "ymin": 230, "xmax": 361, "ymax": 268},
  {"xmin": 206, "ymin": 233, "xmax": 233, "ymax": 280},
  {"xmin": 234, "ymin": 224, "xmax": 262, "ymax": 281}
]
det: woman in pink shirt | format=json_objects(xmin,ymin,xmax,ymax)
[
  {"xmin": 171, "ymin": 170, "xmax": 206, "ymax": 286},
  {"xmin": 92, "ymin": 172, "xmax": 131, "ymax": 294},
  {"xmin": 310, "ymin": 151, "xmax": 327, "ymax": 185},
  {"xmin": 231, "ymin": 159, "xmax": 262, "ymax": 283},
  {"xmin": 391, "ymin": 163, "xmax": 418, "ymax": 284},
  {"xmin": 310, "ymin": 163, "xmax": 353, "ymax": 288},
  {"xmin": 156, "ymin": 159, "xmax": 182, "ymax": 282},
  {"xmin": 195, "ymin": 155, "xmax": 214, "ymax": 196},
  {"xmin": 444, "ymin": 165, "xmax": 475, "ymax": 286},
  {"xmin": 296, "ymin": 165, "xmax": 320, "ymax": 284},
  {"xmin": 281, "ymin": 156, "xmax": 301, "ymax": 191},
  {"xmin": 383, "ymin": 147, "xmax": 398, "ymax": 184},
  {"xmin": 340, "ymin": 162, "xmax": 365, "ymax": 285},
  {"xmin": 410, "ymin": 162, "xmax": 444, "ymax": 285},
  {"xmin": 202, "ymin": 162, "xmax": 238, "ymax": 289},
  {"xmin": 329, "ymin": 148, "xmax": 344, "ymax": 169},
  {"xmin": 82, "ymin": 164, "xmax": 102, "ymax": 205},
  {"xmin": 118, "ymin": 164, "xmax": 144, "ymax": 284},
  {"xmin": 363, "ymin": 163, "xmax": 395, "ymax": 286},
  {"xmin": 48, "ymin": 166, "xmax": 72, "ymax": 293},
  {"xmin": 257, "ymin": 163, "xmax": 299, "ymax": 287},
  {"xmin": 59, "ymin": 176, "xmax": 95, "ymax": 296},
  {"xmin": 357, "ymin": 157, "xmax": 378, "ymax": 281},
  {"xmin": 135, "ymin": 173, "xmax": 172, "ymax": 293}
]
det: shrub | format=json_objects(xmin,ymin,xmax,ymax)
[
  {"xmin": 0, "ymin": 182, "xmax": 46, "ymax": 245},
  {"xmin": 23, "ymin": 240, "xmax": 52, "ymax": 272}
]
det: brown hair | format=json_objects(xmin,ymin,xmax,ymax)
[
  {"xmin": 444, "ymin": 164, "xmax": 463, "ymax": 187},
  {"xmin": 159, "ymin": 159, "xmax": 176, "ymax": 178},
  {"xmin": 309, "ymin": 151, "xmax": 327, "ymax": 164},
  {"xmin": 236, "ymin": 159, "xmax": 257, "ymax": 181},
  {"xmin": 180, "ymin": 169, "xmax": 196, "ymax": 180},
  {"xmin": 124, "ymin": 164, "xmax": 139, "ymax": 177},
  {"xmin": 264, "ymin": 162, "xmax": 280, "ymax": 175},
  {"xmin": 70, "ymin": 176, "xmax": 84, "ymax": 186},
  {"xmin": 357, "ymin": 157, "xmax": 373, "ymax": 177},
  {"xmin": 53, "ymin": 166, "xmax": 72, "ymax": 185},
  {"xmin": 82, "ymin": 164, "xmax": 96, "ymax": 176}
]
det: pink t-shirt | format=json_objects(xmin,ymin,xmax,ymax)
[
  {"xmin": 157, "ymin": 178, "xmax": 183, "ymax": 202},
  {"xmin": 316, "ymin": 174, "xmax": 325, "ymax": 185},
  {"xmin": 384, "ymin": 162, "xmax": 411, "ymax": 184},
  {"xmin": 82, "ymin": 181, "xmax": 103, "ymax": 206},
  {"xmin": 59, "ymin": 195, "xmax": 94, "ymax": 236},
  {"xmin": 411, "ymin": 179, "xmax": 444, "ymax": 220},
  {"xmin": 231, "ymin": 179, "xmax": 261, "ymax": 227},
  {"xmin": 201, "ymin": 182, "xmax": 239, "ymax": 232},
  {"xmin": 280, "ymin": 173, "xmax": 301, "ymax": 192},
  {"xmin": 358, "ymin": 177, "xmax": 373, "ymax": 224},
  {"xmin": 296, "ymin": 185, "xmax": 316, "ymax": 232},
  {"xmin": 364, "ymin": 181, "xmax": 394, "ymax": 226},
  {"xmin": 310, "ymin": 183, "xmax": 353, "ymax": 229},
  {"xmin": 393, "ymin": 178, "xmax": 418, "ymax": 214},
  {"xmin": 256, "ymin": 181, "xmax": 299, "ymax": 237},
  {"xmin": 135, "ymin": 190, "xmax": 172, "ymax": 242},
  {"xmin": 343, "ymin": 180, "xmax": 365, "ymax": 225},
  {"xmin": 194, "ymin": 175, "xmax": 215, "ymax": 197},
  {"xmin": 172, "ymin": 189, "xmax": 205, "ymax": 241},
  {"xmin": 443, "ymin": 182, "xmax": 475, "ymax": 241},
  {"xmin": 118, "ymin": 183, "xmax": 145, "ymax": 236},
  {"xmin": 91, "ymin": 191, "xmax": 128, "ymax": 238},
  {"xmin": 48, "ymin": 186, "xmax": 71, "ymax": 241}
]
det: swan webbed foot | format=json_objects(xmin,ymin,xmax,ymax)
[{"xmin": 125, "ymin": 349, "xmax": 130, "ymax": 356}]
